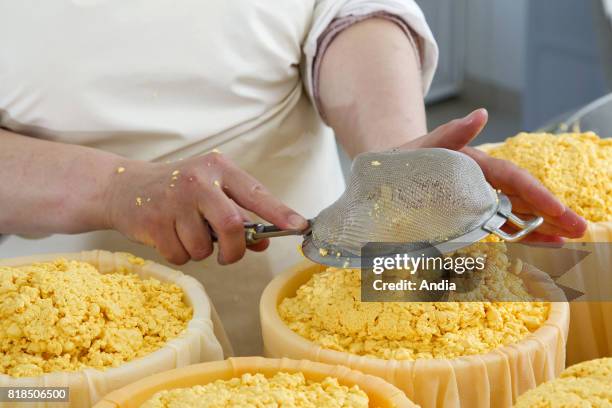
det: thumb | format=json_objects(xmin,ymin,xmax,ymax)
[{"xmin": 410, "ymin": 108, "xmax": 488, "ymax": 151}]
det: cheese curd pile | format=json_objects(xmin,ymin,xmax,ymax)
[
  {"xmin": 140, "ymin": 372, "xmax": 370, "ymax": 408},
  {"xmin": 0, "ymin": 258, "xmax": 192, "ymax": 377},
  {"xmin": 488, "ymin": 132, "xmax": 612, "ymax": 222},
  {"xmin": 514, "ymin": 357, "xmax": 612, "ymax": 407},
  {"xmin": 279, "ymin": 243, "xmax": 550, "ymax": 360}
]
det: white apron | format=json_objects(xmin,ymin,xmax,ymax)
[{"xmin": 0, "ymin": 0, "xmax": 346, "ymax": 356}]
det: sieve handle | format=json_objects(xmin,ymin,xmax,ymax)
[
  {"xmin": 210, "ymin": 221, "xmax": 312, "ymax": 245},
  {"xmin": 489, "ymin": 212, "xmax": 543, "ymax": 242}
]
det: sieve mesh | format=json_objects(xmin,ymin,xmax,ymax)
[{"xmin": 311, "ymin": 148, "xmax": 499, "ymax": 256}]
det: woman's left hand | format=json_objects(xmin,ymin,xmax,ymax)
[{"xmin": 400, "ymin": 108, "xmax": 588, "ymax": 243}]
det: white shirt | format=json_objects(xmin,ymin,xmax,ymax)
[{"xmin": 0, "ymin": 0, "xmax": 437, "ymax": 355}]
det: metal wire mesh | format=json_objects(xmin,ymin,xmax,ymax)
[{"xmin": 311, "ymin": 148, "xmax": 498, "ymax": 255}]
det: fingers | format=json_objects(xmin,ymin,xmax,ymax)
[
  {"xmin": 499, "ymin": 222, "xmax": 565, "ymax": 244},
  {"xmin": 169, "ymin": 202, "xmax": 267, "ymax": 264},
  {"xmin": 220, "ymin": 160, "xmax": 308, "ymax": 231},
  {"xmin": 407, "ymin": 108, "xmax": 489, "ymax": 150},
  {"xmin": 247, "ymin": 239, "xmax": 270, "ymax": 252},
  {"xmin": 508, "ymin": 196, "xmax": 587, "ymax": 238},
  {"xmin": 154, "ymin": 222, "xmax": 191, "ymax": 265},
  {"xmin": 129, "ymin": 155, "xmax": 282, "ymax": 266},
  {"xmin": 234, "ymin": 203, "xmax": 270, "ymax": 252},
  {"xmin": 499, "ymin": 215, "xmax": 563, "ymax": 237},
  {"xmin": 516, "ymin": 216, "xmax": 572, "ymax": 237},
  {"xmin": 175, "ymin": 212, "xmax": 213, "ymax": 261},
  {"xmin": 519, "ymin": 232, "xmax": 565, "ymax": 245},
  {"xmin": 197, "ymin": 184, "xmax": 247, "ymax": 265},
  {"xmin": 463, "ymin": 147, "xmax": 565, "ymax": 218},
  {"xmin": 507, "ymin": 196, "xmax": 568, "ymax": 233},
  {"xmin": 548, "ymin": 208, "xmax": 587, "ymax": 238},
  {"xmin": 169, "ymin": 153, "xmax": 284, "ymax": 264}
]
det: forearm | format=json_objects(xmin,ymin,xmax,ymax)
[
  {"xmin": 318, "ymin": 18, "xmax": 427, "ymax": 157},
  {"xmin": 0, "ymin": 129, "xmax": 126, "ymax": 234}
]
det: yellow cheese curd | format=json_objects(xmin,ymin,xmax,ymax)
[
  {"xmin": 514, "ymin": 357, "xmax": 612, "ymax": 407},
  {"xmin": 279, "ymin": 243, "xmax": 549, "ymax": 360},
  {"xmin": 0, "ymin": 258, "xmax": 192, "ymax": 377},
  {"xmin": 488, "ymin": 132, "xmax": 612, "ymax": 222},
  {"xmin": 140, "ymin": 372, "xmax": 370, "ymax": 408}
]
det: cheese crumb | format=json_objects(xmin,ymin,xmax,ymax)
[
  {"xmin": 489, "ymin": 132, "xmax": 612, "ymax": 222},
  {"xmin": 318, "ymin": 248, "xmax": 329, "ymax": 257},
  {"xmin": 140, "ymin": 372, "xmax": 369, "ymax": 408},
  {"xmin": 136, "ymin": 197, "xmax": 143, "ymax": 206},
  {"xmin": 0, "ymin": 258, "xmax": 191, "ymax": 377},
  {"xmin": 116, "ymin": 167, "xmax": 125, "ymax": 174},
  {"xmin": 279, "ymin": 243, "xmax": 549, "ymax": 360},
  {"xmin": 371, "ymin": 161, "xmax": 381, "ymax": 166},
  {"xmin": 515, "ymin": 358, "xmax": 612, "ymax": 407},
  {"xmin": 119, "ymin": 253, "xmax": 146, "ymax": 266},
  {"xmin": 171, "ymin": 170, "xmax": 180, "ymax": 176},
  {"xmin": 213, "ymin": 180, "xmax": 221, "ymax": 187}
]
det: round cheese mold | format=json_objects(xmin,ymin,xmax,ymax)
[
  {"xmin": 0, "ymin": 251, "xmax": 223, "ymax": 407},
  {"xmin": 277, "ymin": 243, "xmax": 549, "ymax": 361},
  {"xmin": 514, "ymin": 357, "xmax": 612, "ymax": 407},
  {"xmin": 93, "ymin": 357, "xmax": 417, "ymax": 408},
  {"xmin": 140, "ymin": 371, "xmax": 369, "ymax": 408},
  {"xmin": 478, "ymin": 134, "xmax": 612, "ymax": 366},
  {"xmin": 0, "ymin": 257, "xmax": 191, "ymax": 377},
  {"xmin": 260, "ymin": 253, "xmax": 569, "ymax": 408}
]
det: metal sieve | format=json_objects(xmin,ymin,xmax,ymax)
[{"xmin": 241, "ymin": 148, "xmax": 542, "ymax": 268}]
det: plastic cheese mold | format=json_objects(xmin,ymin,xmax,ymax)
[
  {"xmin": 140, "ymin": 372, "xmax": 370, "ymax": 407},
  {"xmin": 479, "ymin": 133, "xmax": 612, "ymax": 366},
  {"xmin": 277, "ymin": 242, "xmax": 549, "ymax": 361},
  {"xmin": 261, "ymin": 254, "xmax": 569, "ymax": 408},
  {"xmin": 514, "ymin": 357, "xmax": 612, "ymax": 407},
  {"xmin": 0, "ymin": 251, "xmax": 223, "ymax": 407},
  {"xmin": 93, "ymin": 357, "xmax": 417, "ymax": 408},
  {"xmin": 0, "ymin": 257, "xmax": 191, "ymax": 377}
]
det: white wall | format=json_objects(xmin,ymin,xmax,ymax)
[
  {"xmin": 465, "ymin": 0, "xmax": 528, "ymax": 92},
  {"xmin": 415, "ymin": 0, "xmax": 467, "ymax": 102}
]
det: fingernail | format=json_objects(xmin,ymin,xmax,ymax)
[
  {"xmin": 463, "ymin": 108, "xmax": 487, "ymax": 124},
  {"xmin": 288, "ymin": 214, "xmax": 307, "ymax": 230},
  {"xmin": 551, "ymin": 203, "xmax": 567, "ymax": 218},
  {"xmin": 462, "ymin": 110, "xmax": 478, "ymax": 124}
]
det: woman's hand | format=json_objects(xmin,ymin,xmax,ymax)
[
  {"xmin": 400, "ymin": 109, "xmax": 588, "ymax": 243},
  {"xmin": 0, "ymin": 130, "xmax": 307, "ymax": 265},
  {"xmin": 105, "ymin": 152, "xmax": 308, "ymax": 265},
  {"xmin": 316, "ymin": 18, "xmax": 585, "ymax": 242}
]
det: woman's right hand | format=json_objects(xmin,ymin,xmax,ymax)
[{"xmin": 104, "ymin": 151, "xmax": 308, "ymax": 265}]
